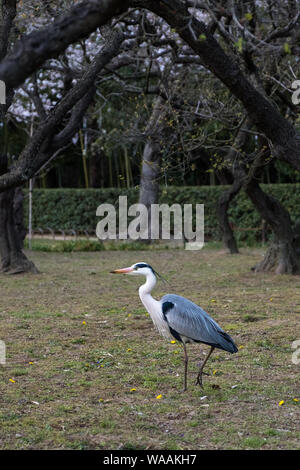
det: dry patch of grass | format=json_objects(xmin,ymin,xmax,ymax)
[{"xmin": 0, "ymin": 248, "xmax": 299, "ymax": 450}]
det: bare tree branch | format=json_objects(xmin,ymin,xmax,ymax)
[
  {"xmin": 0, "ymin": 0, "xmax": 129, "ymax": 90},
  {"xmin": 0, "ymin": 0, "xmax": 16, "ymax": 61},
  {"xmin": 0, "ymin": 28, "xmax": 124, "ymax": 191},
  {"xmin": 133, "ymin": 0, "xmax": 300, "ymax": 171}
]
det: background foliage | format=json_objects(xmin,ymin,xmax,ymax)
[{"xmin": 24, "ymin": 184, "xmax": 300, "ymax": 242}]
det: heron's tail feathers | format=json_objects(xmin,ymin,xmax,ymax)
[{"xmin": 217, "ymin": 331, "xmax": 238, "ymax": 353}]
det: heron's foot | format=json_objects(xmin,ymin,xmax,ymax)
[
  {"xmin": 195, "ymin": 375, "xmax": 204, "ymax": 388},
  {"xmin": 195, "ymin": 370, "xmax": 209, "ymax": 387}
]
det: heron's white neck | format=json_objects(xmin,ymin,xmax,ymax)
[
  {"xmin": 138, "ymin": 270, "xmax": 172, "ymax": 340},
  {"xmin": 138, "ymin": 271, "xmax": 160, "ymax": 313}
]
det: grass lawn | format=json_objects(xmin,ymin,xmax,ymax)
[{"xmin": 0, "ymin": 247, "xmax": 299, "ymax": 450}]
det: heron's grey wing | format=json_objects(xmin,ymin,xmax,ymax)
[{"xmin": 161, "ymin": 294, "xmax": 237, "ymax": 353}]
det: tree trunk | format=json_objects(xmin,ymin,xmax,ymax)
[
  {"xmin": 138, "ymin": 96, "xmax": 166, "ymax": 241},
  {"xmin": 216, "ymin": 119, "xmax": 251, "ymax": 254},
  {"xmin": 0, "ymin": 155, "xmax": 38, "ymax": 274},
  {"xmin": 217, "ymin": 179, "xmax": 242, "ymax": 254},
  {"xmin": 245, "ymin": 179, "xmax": 299, "ymax": 274},
  {"xmin": 139, "ymin": 139, "xmax": 161, "ymax": 208},
  {"xmin": 138, "ymin": 137, "xmax": 161, "ymax": 242},
  {"xmin": 252, "ymin": 240, "xmax": 299, "ymax": 274},
  {"xmin": 13, "ymin": 187, "xmax": 27, "ymax": 246}
]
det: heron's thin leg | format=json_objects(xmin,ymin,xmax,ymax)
[
  {"xmin": 196, "ymin": 346, "xmax": 215, "ymax": 387},
  {"xmin": 183, "ymin": 342, "xmax": 188, "ymax": 392}
]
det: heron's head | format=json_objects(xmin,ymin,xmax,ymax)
[{"xmin": 110, "ymin": 262, "xmax": 155, "ymax": 277}]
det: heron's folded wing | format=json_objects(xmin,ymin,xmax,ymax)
[{"xmin": 161, "ymin": 294, "xmax": 237, "ymax": 352}]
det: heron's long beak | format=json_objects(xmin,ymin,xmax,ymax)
[{"xmin": 110, "ymin": 267, "xmax": 133, "ymax": 274}]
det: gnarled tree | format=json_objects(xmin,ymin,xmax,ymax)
[{"xmin": 0, "ymin": 0, "xmax": 300, "ymax": 274}]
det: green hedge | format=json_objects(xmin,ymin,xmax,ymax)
[{"xmin": 23, "ymin": 184, "xmax": 300, "ymax": 242}]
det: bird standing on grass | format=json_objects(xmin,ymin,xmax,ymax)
[{"xmin": 111, "ymin": 262, "xmax": 238, "ymax": 391}]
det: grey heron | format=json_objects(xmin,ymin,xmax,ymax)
[{"xmin": 111, "ymin": 262, "xmax": 238, "ymax": 391}]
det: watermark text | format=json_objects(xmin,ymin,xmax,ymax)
[
  {"xmin": 96, "ymin": 196, "xmax": 204, "ymax": 250},
  {"xmin": 0, "ymin": 340, "xmax": 6, "ymax": 365},
  {"xmin": 0, "ymin": 80, "xmax": 6, "ymax": 105},
  {"xmin": 291, "ymin": 339, "xmax": 300, "ymax": 365}
]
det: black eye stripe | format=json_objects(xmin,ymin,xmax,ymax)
[
  {"xmin": 133, "ymin": 263, "xmax": 167, "ymax": 283},
  {"xmin": 135, "ymin": 263, "xmax": 149, "ymax": 269}
]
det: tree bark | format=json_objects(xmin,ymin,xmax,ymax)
[
  {"xmin": 216, "ymin": 120, "xmax": 251, "ymax": 254},
  {"xmin": 0, "ymin": 155, "xmax": 38, "ymax": 274},
  {"xmin": 0, "ymin": 1, "xmax": 17, "ymax": 61},
  {"xmin": 138, "ymin": 96, "xmax": 166, "ymax": 241},
  {"xmin": 0, "ymin": 0, "xmax": 129, "ymax": 90},
  {"xmin": 217, "ymin": 178, "xmax": 242, "ymax": 254},
  {"xmin": 13, "ymin": 187, "xmax": 26, "ymax": 246},
  {"xmin": 245, "ymin": 179, "xmax": 299, "ymax": 274}
]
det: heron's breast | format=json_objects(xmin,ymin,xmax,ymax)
[{"xmin": 150, "ymin": 310, "xmax": 173, "ymax": 341}]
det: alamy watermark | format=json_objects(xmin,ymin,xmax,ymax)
[
  {"xmin": 0, "ymin": 80, "xmax": 6, "ymax": 105},
  {"xmin": 291, "ymin": 340, "xmax": 300, "ymax": 365},
  {"xmin": 0, "ymin": 340, "xmax": 5, "ymax": 365},
  {"xmin": 291, "ymin": 80, "xmax": 300, "ymax": 105},
  {"xmin": 96, "ymin": 196, "xmax": 204, "ymax": 250}
]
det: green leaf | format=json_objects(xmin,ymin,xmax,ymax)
[{"xmin": 235, "ymin": 37, "xmax": 243, "ymax": 53}]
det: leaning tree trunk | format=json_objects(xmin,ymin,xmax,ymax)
[
  {"xmin": 0, "ymin": 155, "xmax": 38, "ymax": 274},
  {"xmin": 245, "ymin": 179, "xmax": 299, "ymax": 274},
  {"xmin": 216, "ymin": 119, "xmax": 251, "ymax": 254},
  {"xmin": 13, "ymin": 187, "xmax": 27, "ymax": 246},
  {"xmin": 217, "ymin": 177, "xmax": 243, "ymax": 254},
  {"xmin": 138, "ymin": 96, "xmax": 166, "ymax": 241}
]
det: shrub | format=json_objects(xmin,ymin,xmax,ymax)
[{"xmin": 23, "ymin": 184, "xmax": 300, "ymax": 243}]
